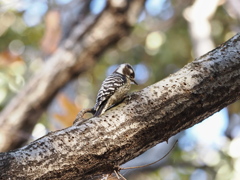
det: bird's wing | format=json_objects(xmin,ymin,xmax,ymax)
[{"xmin": 94, "ymin": 73, "xmax": 126, "ymax": 113}]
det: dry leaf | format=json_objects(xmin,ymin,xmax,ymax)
[{"xmin": 53, "ymin": 93, "xmax": 80, "ymax": 127}]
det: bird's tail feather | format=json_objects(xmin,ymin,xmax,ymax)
[{"xmin": 94, "ymin": 100, "xmax": 107, "ymax": 117}]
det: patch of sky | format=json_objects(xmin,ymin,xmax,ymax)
[
  {"xmin": 190, "ymin": 169, "xmax": 208, "ymax": 180},
  {"xmin": 179, "ymin": 108, "xmax": 229, "ymax": 151},
  {"xmin": 107, "ymin": 64, "xmax": 118, "ymax": 76},
  {"xmin": 134, "ymin": 64, "xmax": 149, "ymax": 84},
  {"xmin": 90, "ymin": 0, "xmax": 106, "ymax": 15},
  {"xmin": 23, "ymin": 1, "xmax": 48, "ymax": 26},
  {"xmin": 146, "ymin": 0, "xmax": 166, "ymax": 16},
  {"xmin": 146, "ymin": 0, "xmax": 174, "ymax": 20},
  {"xmin": 55, "ymin": 0, "xmax": 72, "ymax": 5}
]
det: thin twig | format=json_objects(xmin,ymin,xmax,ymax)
[
  {"xmin": 120, "ymin": 140, "xmax": 178, "ymax": 170},
  {"xmin": 114, "ymin": 170, "xmax": 120, "ymax": 179},
  {"xmin": 117, "ymin": 171, "xmax": 127, "ymax": 180}
]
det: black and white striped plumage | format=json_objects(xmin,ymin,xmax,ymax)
[{"xmin": 93, "ymin": 63, "xmax": 137, "ymax": 117}]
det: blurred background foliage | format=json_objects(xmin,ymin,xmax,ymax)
[{"xmin": 0, "ymin": 0, "xmax": 240, "ymax": 179}]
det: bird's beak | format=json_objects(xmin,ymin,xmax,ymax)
[{"xmin": 131, "ymin": 79, "xmax": 138, "ymax": 85}]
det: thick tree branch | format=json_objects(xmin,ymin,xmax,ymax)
[
  {"xmin": 1, "ymin": 33, "xmax": 240, "ymax": 179},
  {"xmin": 0, "ymin": 0, "xmax": 146, "ymax": 152}
]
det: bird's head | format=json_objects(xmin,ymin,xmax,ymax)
[{"xmin": 115, "ymin": 63, "xmax": 138, "ymax": 85}]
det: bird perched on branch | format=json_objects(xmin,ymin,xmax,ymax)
[{"xmin": 93, "ymin": 63, "xmax": 138, "ymax": 117}]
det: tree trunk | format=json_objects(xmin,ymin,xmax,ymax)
[
  {"xmin": 1, "ymin": 33, "xmax": 240, "ymax": 180},
  {"xmin": 0, "ymin": 0, "xmax": 146, "ymax": 152}
]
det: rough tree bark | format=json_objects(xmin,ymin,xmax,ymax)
[
  {"xmin": 1, "ymin": 33, "xmax": 240, "ymax": 180},
  {"xmin": 0, "ymin": 0, "xmax": 146, "ymax": 152}
]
